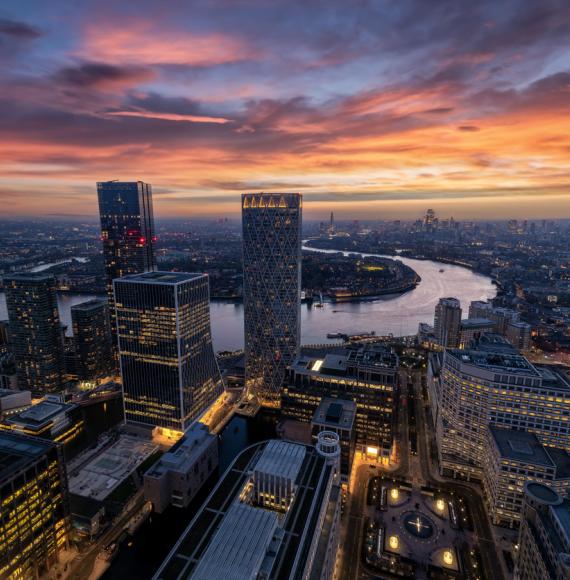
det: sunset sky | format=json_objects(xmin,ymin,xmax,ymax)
[{"xmin": 0, "ymin": 0, "xmax": 569, "ymax": 220}]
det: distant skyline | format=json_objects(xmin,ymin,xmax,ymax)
[{"xmin": 0, "ymin": 0, "xmax": 569, "ymax": 219}]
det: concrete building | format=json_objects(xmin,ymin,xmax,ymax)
[
  {"xmin": 114, "ymin": 272, "xmax": 224, "ymax": 434},
  {"xmin": 433, "ymin": 338, "xmax": 570, "ymax": 480},
  {"xmin": 311, "ymin": 397, "xmax": 356, "ymax": 480},
  {"xmin": 242, "ymin": 193, "xmax": 302, "ymax": 406},
  {"xmin": 483, "ymin": 427, "xmax": 570, "ymax": 528},
  {"xmin": 506, "ymin": 321, "xmax": 532, "ymax": 352},
  {"xmin": 0, "ymin": 388, "xmax": 31, "ymax": 420},
  {"xmin": 282, "ymin": 344, "xmax": 398, "ymax": 462},
  {"xmin": 144, "ymin": 423, "xmax": 218, "ymax": 513},
  {"xmin": 3, "ymin": 272, "xmax": 65, "ymax": 393},
  {"xmin": 97, "ymin": 181, "xmax": 157, "ymax": 346},
  {"xmin": 469, "ymin": 300, "xmax": 493, "ymax": 320},
  {"xmin": 153, "ymin": 437, "xmax": 341, "ymax": 580},
  {"xmin": 0, "ymin": 432, "xmax": 69, "ymax": 579},
  {"xmin": 433, "ymin": 297, "xmax": 462, "ymax": 348},
  {"xmin": 515, "ymin": 482, "xmax": 570, "ymax": 580}
]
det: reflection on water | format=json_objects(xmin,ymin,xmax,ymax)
[{"xmin": 0, "ymin": 252, "xmax": 495, "ymax": 350}]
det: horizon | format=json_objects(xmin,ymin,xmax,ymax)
[{"xmin": 0, "ymin": 0, "xmax": 569, "ymax": 219}]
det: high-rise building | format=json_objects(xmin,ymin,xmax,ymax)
[
  {"xmin": 154, "ymin": 437, "xmax": 341, "ymax": 580},
  {"xmin": 97, "ymin": 181, "xmax": 156, "ymax": 344},
  {"xmin": 424, "ymin": 208, "xmax": 436, "ymax": 231},
  {"xmin": 428, "ymin": 335, "xmax": 570, "ymax": 481},
  {"xmin": 4, "ymin": 273, "xmax": 64, "ymax": 393},
  {"xmin": 433, "ymin": 297, "xmax": 462, "ymax": 348},
  {"xmin": 114, "ymin": 272, "xmax": 223, "ymax": 433},
  {"xmin": 0, "ymin": 431, "xmax": 69, "ymax": 579},
  {"xmin": 515, "ymin": 482, "xmax": 570, "ymax": 580},
  {"xmin": 242, "ymin": 193, "xmax": 302, "ymax": 406},
  {"xmin": 71, "ymin": 299, "xmax": 113, "ymax": 383},
  {"xmin": 506, "ymin": 321, "xmax": 532, "ymax": 352}
]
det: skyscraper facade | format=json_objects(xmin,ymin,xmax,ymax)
[
  {"xmin": 0, "ymin": 432, "xmax": 69, "ymax": 579},
  {"xmin": 4, "ymin": 273, "xmax": 64, "ymax": 393},
  {"xmin": 433, "ymin": 297, "xmax": 462, "ymax": 348},
  {"xmin": 97, "ymin": 181, "xmax": 156, "ymax": 343},
  {"xmin": 114, "ymin": 272, "xmax": 223, "ymax": 433},
  {"xmin": 242, "ymin": 193, "xmax": 302, "ymax": 406},
  {"xmin": 71, "ymin": 299, "xmax": 113, "ymax": 383}
]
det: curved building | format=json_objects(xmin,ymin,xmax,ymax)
[{"xmin": 242, "ymin": 193, "xmax": 302, "ymax": 406}]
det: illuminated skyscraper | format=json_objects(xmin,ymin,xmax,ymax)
[
  {"xmin": 434, "ymin": 297, "xmax": 461, "ymax": 348},
  {"xmin": 4, "ymin": 272, "xmax": 64, "ymax": 393},
  {"xmin": 114, "ymin": 272, "xmax": 223, "ymax": 433},
  {"xmin": 97, "ymin": 181, "xmax": 156, "ymax": 344},
  {"xmin": 242, "ymin": 193, "xmax": 302, "ymax": 406},
  {"xmin": 0, "ymin": 432, "xmax": 69, "ymax": 579},
  {"xmin": 71, "ymin": 299, "xmax": 113, "ymax": 383}
]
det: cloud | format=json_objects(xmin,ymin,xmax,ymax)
[
  {"xmin": 53, "ymin": 61, "xmax": 154, "ymax": 90},
  {"xmin": 0, "ymin": 18, "xmax": 42, "ymax": 39},
  {"xmin": 106, "ymin": 110, "xmax": 231, "ymax": 124}
]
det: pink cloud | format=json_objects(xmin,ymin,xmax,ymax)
[
  {"xmin": 77, "ymin": 21, "xmax": 259, "ymax": 67},
  {"xmin": 107, "ymin": 110, "xmax": 232, "ymax": 124}
]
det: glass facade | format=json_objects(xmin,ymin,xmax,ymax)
[
  {"xmin": 4, "ymin": 273, "xmax": 64, "ymax": 393},
  {"xmin": 0, "ymin": 432, "xmax": 69, "ymax": 579},
  {"xmin": 114, "ymin": 272, "xmax": 224, "ymax": 431},
  {"xmin": 242, "ymin": 193, "xmax": 302, "ymax": 406},
  {"xmin": 97, "ymin": 181, "xmax": 156, "ymax": 345}
]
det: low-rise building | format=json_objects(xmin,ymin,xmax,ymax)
[
  {"xmin": 144, "ymin": 423, "xmax": 218, "ymax": 514},
  {"xmin": 483, "ymin": 426, "xmax": 570, "ymax": 528},
  {"xmin": 0, "ymin": 388, "xmax": 31, "ymax": 419},
  {"xmin": 515, "ymin": 482, "xmax": 570, "ymax": 580}
]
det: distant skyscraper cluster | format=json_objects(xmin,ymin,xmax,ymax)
[{"xmin": 242, "ymin": 193, "xmax": 302, "ymax": 406}]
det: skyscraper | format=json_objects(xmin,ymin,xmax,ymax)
[
  {"xmin": 0, "ymin": 431, "xmax": 69, "ymax": 579},
  {"xmin": 114, "ymin": 271, "xmax": 223, "ymax": 433},
  {"xmin": 71, "ymin": 299, "xmax": 113, "ymax": 383},
  {"xmin": 97, "ymin": 181, "xmax": 156, "ymax": 343},
  {"xmin": 433, "ymin": 297, "xmax": 461, "ymax": 348},
  {"xmin": 4, "ymin": 272, "xmax": 64, "ymax": 393},
  {"xmin": 242, "ymin": 193, "xmax": 302, "ymax": 406}
]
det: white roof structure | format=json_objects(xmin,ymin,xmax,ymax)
[
  {"xmin": 191, "ymin": 503, "xmax": 278, "ymax": 580},
  {"xmin": 253, "ymin": 440, "xmax": 306, "ymax": 482}
]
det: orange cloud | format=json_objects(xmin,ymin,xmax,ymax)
[{"xmin": 106, "ymin": 110, "xmax": 232, "ymax": 124}]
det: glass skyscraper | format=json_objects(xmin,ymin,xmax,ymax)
[
  {"xmin": 242, "ymin": 193, "xmax": 302, "ymax": 406},
  {"xmin": 4, "ymin": 272, "xmax": 64, "ymax": 393},
  {"xmin": 114, "ymin": 272, "xmax": 224, "ymax": 433},
  {"xmin": 97, "ymin": 181, "xmax": 156, "ymax": 343}
]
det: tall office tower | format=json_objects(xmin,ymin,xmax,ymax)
[
  {"xmin": 0, "ymin": 432, "xmax": 69, "ymax": 579},
  {"xmin": 71, "ymin": 299, "xmax": 113, "ymax": 383},
  {"xmin": 114, "ymin": 272, "xmax": 224, "ymax": 433},
  {"xmin": 433, "ymin": 297, "xmax": 462, "ymax": 348},
  {"xmin": 515, "ymin": 482, "xmax": 570, "ymax": 579},
  {"xmin": 424, "ymin": 208, "xmax": 435, "ymax": 231},
  {"xmin": 97, "ymin": 181, "xmax": 156, "ymax": 344},
  {"xmin": 468, "ymin": 300, "xmax": 493, "ymax": 319},
  {"xmin": 4, "ymin": 273, "xmax": 64, "ymax": 393},
  {"xmin": 242, "ymin": 193, "xmax": 302, "ymax": 406}
]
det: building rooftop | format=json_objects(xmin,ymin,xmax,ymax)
[
  {"xmin": 2, "ymin": 272, "xmax": 55, "ymax": 282},
  {"xmin": 489, "ymin": 426, "xmax": 553, "ymax": 466},
  {"xmin": 4, "ymin": 400, "xmax": 74, "ymax": 433},
  {"xmin": 153, "ymin": 440, "xmax": 333, "ymax": 580},
  {"xmin": 460, "ymin": 318, "xmax": 494, "ymax": 329},
  {"xmin": 448, "ymin": 348, "xmax": 539, "ymax": 376},
  {"xmin": 546, "ymin": 448, "xmax": 570, "ymax": 479},
  {"xmin": 0, "ymin": 431, "xmax": 55, "ymax": 481},
  {"xmin": 254, "ymin": 440, "xmax": 306, "ymax": 483},
  {"xmin": 115, "ymin": 271, "xmax": 205, "ymax": 285},
  {"xmin": 312, "ymin": 398, "xmax": 356, "ymax": 431},
  {"xmin": 552, "ymin": 499, "xmax": 570, "ymax": 542},
  {"xmin": 70, "ymin": 298, "xmax": 107, "ymax": 312},
  {"xmin": 190, "ymin": 503, "xmax": 279, "ymax": 580}
]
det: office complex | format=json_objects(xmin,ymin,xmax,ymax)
[
  {"xmin": 506, "ymin": 321, "xmax": 532, "ymax": 352},
  {"xmin": 428, "ymin": 336, "xmax": 570, "ymax": 480},
  {"xmin": 97, "ymin": 181, "xmax": 156, "ymax": 343},
  {"xmin": 144, "ymin": 423, "xmax": 218, "ymax": 513},
  {"xmin": 71, "ymin": 299, "xmax": 113, "ymax": 383},
  {"xmin": 282, "ymin": 344, "xmax": 398, "ymax": 462},
  {"xmin": 482, "ymin": 426, "xmax": 570, "ymax": 528},
  {"xmin": 459, "ymin": 318, "xmax": 495, "ymax": 348},
  {"xmin": 4, "ymin": 273, "xmax": 65, "ymax": 393},
  {"xmin": 242, "ymin": 192, "xmax": 302, "ymax": 406},
  {"xmin": 433, "ymin": 297, "xmax": 462, "ymax": 348},
  {"xmin": 515, "ymin": 482, "xmax": 570, "ymax": 580},
  {"xmin": 154, "ymin": 436, "xmax": 341, "ymax": 580},
  {"xmin": 0, "ymin": 432, "xmax": 69, "ymax": 579},
  {"xmin": 114, "ymin": 272, "xmax": 223, "ymax": 433}
]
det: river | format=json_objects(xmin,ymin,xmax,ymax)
[{"xmin": 0, "ymin": 251, "xmax": 495, "ymax": 346}]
